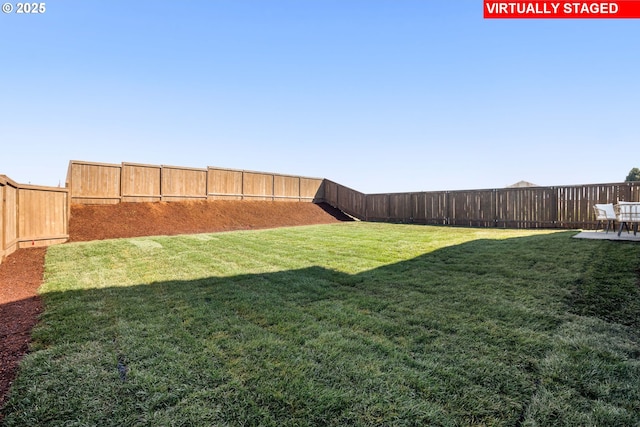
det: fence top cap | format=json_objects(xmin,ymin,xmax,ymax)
[
  {"xmin": 69, "ymin": 160, "xmax": 121, "ymax": 168},
  {"xmin": 161, "ymin": 164, "xmax": 208, "ymax": 172}
]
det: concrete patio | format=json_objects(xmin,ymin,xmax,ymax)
[{"xmin": 573, "ymin": 230, "xmax": 640, "ymax": 242}]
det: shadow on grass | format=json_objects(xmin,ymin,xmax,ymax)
[
  {"xmin": 0, "ymin": 296, "xmax": 42, "ymax": 413},
  {"xmin": 2, "ymin": 231, "xmax": 640, "ymax": 426}
]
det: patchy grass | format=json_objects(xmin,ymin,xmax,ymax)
[{"xmin": 2, "ymin": 223, "xmax": 639, "ymax": 426}]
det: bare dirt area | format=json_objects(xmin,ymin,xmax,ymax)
[
  {"xmin": 0, "ymin": 201, "xmax": 350, "ymax": 414},
  {"xmin": 0, "ymin": 248, "xmax": 46, "ymax": 412},
  {"xmin": 69, "ymin": 200, "xmax": 350, "ymax": 242}
]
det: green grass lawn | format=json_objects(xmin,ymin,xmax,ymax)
[{"xmin": 2, "ymin": 223, "xmax": 639, "ymax": 426}]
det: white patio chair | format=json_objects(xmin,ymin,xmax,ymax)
[
  {"xmin": 593, "ymin": 203, "xmax": 616, "ymax": 233},
  {"xmin": 615, "ymin": 202, "xmax": 640, "ymax": 236}
]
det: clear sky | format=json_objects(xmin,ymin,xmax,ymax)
[{"xmin": 1, "ymin": 1, "xmax": 638, "ymax": 193}]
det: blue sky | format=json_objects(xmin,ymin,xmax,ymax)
[{"xmin": 1, "ymin": 1, "xmax": 638, "ymax": 193}]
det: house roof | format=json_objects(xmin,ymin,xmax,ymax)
[{"xmin": 507, "ymin": 180, "xmax": 538, "ymax": 188}]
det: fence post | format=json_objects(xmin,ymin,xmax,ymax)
[
  {"xmin": 492, "ymin": 189, "xmax": 497, "ymax": 227},
  {"xmin": 1, "ymin": 180, "xmax": 4, "ymax": 260},
  {"xmin": 241, "ymin": 170, "xmax": 245, "ymax": 201},
  {"xmin": 550, "ymin": 187, "xmax": 558, "ymax": 227},
  {"xmin": 364, "ymin": 193, "xmax": 368, "ymax": 222},
  {"xmin": 119, "ymin": 162, "xmax": 124, "ymax": 202},
  {"xmin": 445, "ymin": 191, "xmax": 450, "ymax": 225},
  {"xmin": 622, "ymin": 182, "xmax": 632, "ymax": 202},
  {"xmin": 409, "ymin": 192, "xmax": 414, "ymax": 223}
]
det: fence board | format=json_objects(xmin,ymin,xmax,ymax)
[
  {"xmin": 1, "ymin": 179, "xmax": 18, "ymax": 259},
  {"xmin": 448, "ymin": 190, "xmax": 495, "ymax": 227},
  {"xmin": 0, "ymin": 177, "xmax": 14, "ymax": 260},
  {"xmin": 243, "ymin": 172, "xmax": 274, "ymax": 200},
  {"xmin": 389, "ymin": 193, "xmax": 413, "ymax": 221},
  {"xmin": 336, "ymin": 183, "xmax": 366, "ymax": 219},
  {"xmin": 274, "ymin": 175, "xmax": 300, "ymax": 201},
  {"xmin": 122, "ymin": 163, "xmax": 161, "ymax": 202},
  {"xmin": 1, "ymin": 175, "xmax": 68, "ymax": 264},
  {"xmin": 67, "ymin": 161, "xmax": 121, "ymax": 204},
  {"xmin": 494, "ymin": 187, "xmax": 553, "ymax": 228},
  {"xmin": 410, "ymin": 193, "xmax": 426, "ymax": 223},
  {"xmin": 161, "ymin": 165, "xmax": 207, "ymax": 200},
  {"xmin": 366, "ymin": 194, "xmax": 389, "ymax": 221},
  {"xmin": 18, "ymin": 185, "xmax": 68, "ymax": 247},
  {"xmin": 424, "ymin": 192, "xmax": 449, "ymax": 225},
  {"xmin": 629, "ymin": 182, "xmax": 640, "ymax": 202},
  {"xmin": 322, "ymin": 180, "xmax": 364, "ymax": 218},
  {"xmin": 300, "ymin": 177, "xmax": 324, "ymax": 201},
  {"xmin": 323, "ymin": 180, "xmax": 338, "ymax": 207},
  {"xmin": 207, "ymin": 168, "xmax": 243, "ymax": 200}
]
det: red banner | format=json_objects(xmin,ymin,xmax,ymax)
[{"xmin": 484, "ymin": 1, "xmax": 640, "ymax": 18}]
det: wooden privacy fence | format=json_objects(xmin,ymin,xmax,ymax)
[
  {"xmin": 0, "ymin": 175, "xmax": 69, "ymax": 264},
  {"xmin": 4, "ymin": 159, "xmax": 640, "ymax": 266},
  {"xmin": 66, "ymin": 161, "xmax": 325, "ymax": 204},
  {"xmin": 323, "ymin": 180, "xmax": 640, "ymax": 229}
]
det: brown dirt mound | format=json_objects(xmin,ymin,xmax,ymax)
[
  {"xmin": 69, "ymin": 200, "xmax": 350, "ymax": 242},
  {"xmin": 0, "ymin": 201, "xmax": 350, "ymax": 416}
]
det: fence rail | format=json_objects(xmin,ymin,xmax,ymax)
[
  {"xmin": 323, "ymin": 180, "xmax": 640, "ymax": 229},
  {"xmin": 0, "ymin": 175, "xmax": 69, "ymax": 264},
  {"xmin": 66, "ymin": 161, "xmax": 325, "ymax": 204}
]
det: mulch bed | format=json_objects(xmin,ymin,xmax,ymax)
[
  {"xmin": 0, "ymin": 201, "xmax": 350, "ymax": 414},
  {"xmin": 0, "ymin": 248, "xmax": 46, "ymax": 412}
]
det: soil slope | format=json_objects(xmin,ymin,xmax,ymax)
[{"xmin": 0, "ymin": 200, "xmax": 350, "ymax": 414}]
